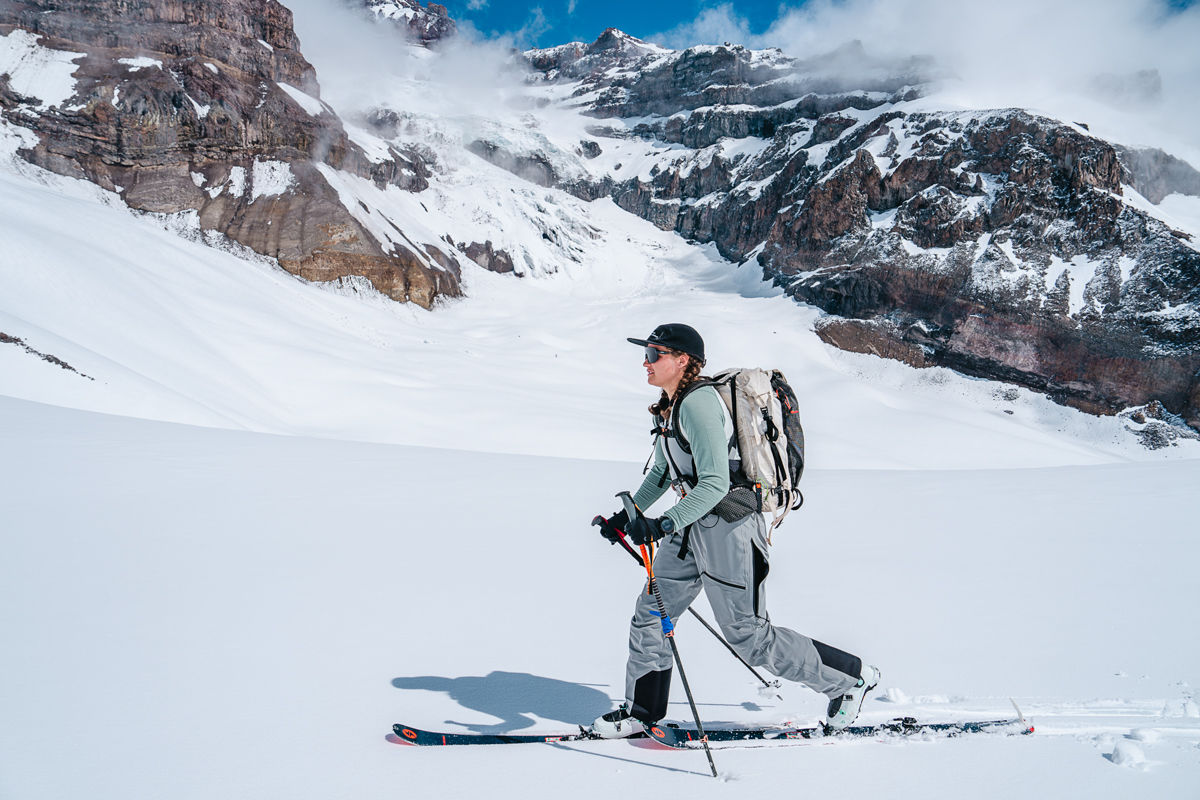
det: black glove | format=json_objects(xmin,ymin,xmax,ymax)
[
  {"xmin": 627, "ymin": 514, "xmax": 673, "ymax": 546},
  {"xmin": 592, "ymin": 509, "xmax": 630, "ymax": 543}
]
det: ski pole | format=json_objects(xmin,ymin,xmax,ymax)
[
  {"xmin": 684, "ymin": 610, "xmax": 783, "ymax": 701},
  {"xmin": 617, "ymin": 493, "xmax": 718, "ymax": 779},
  {"xmin": 593, "ymin": 515, "xmax": 783, "ymax": 699}
]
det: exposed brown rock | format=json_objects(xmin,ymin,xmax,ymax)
[
  {"xmin": 280, "ymin": 249, "xmax": 452, "ymax": 308},
  {"xmin": 0, "ymin": 0, "xmax": 460, "ymax": 306},
  {"xmin": 806, "ymin": 113, "xmax": 857, "ymax": 146},
  {"xmin": 814, "ymin": 318, "xmax": 932, "ymax": 368},
  {"xmin": 459, "ymin": 241, "xmax": 516, "ymax": 274}
]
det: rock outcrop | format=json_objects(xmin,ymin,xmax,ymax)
[
  {"xmin": 458, "ymin": 240, "xmax": 516, "ymax": 274},
  {"xmin": 358, "ymin": 0, "xmax": 455, "ymax": 46},
  {"xmin": 520, "ymin": 32, "xmax": 1200, "ymax": 430},
  {"xmin": 0, "ymin": 0, "xmax": 460, "ymax": 306},
  {"xmin": 1117, "ymin": 145, "xmax": 1200, "ymax": 205}
]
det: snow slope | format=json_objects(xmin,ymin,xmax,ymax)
[
  {"xmin": 2, "ymin": 396, "xmax": 1197, "ymax": 799},
  {"xmin": 2, "ymin": 125, "xmax": 1195, "ymax": 468}
]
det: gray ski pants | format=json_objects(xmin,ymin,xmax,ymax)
[{"xmin": 625, "ymin": 512, "xmax": 860, "ymax": 720}]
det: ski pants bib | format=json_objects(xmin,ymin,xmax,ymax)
[{"xmin": 624, "ymin": 512, "xmax": 861, "ymax": 724}]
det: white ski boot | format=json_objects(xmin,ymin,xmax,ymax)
[
  {"xmin": 590, "ymin": 703, "xmax": 646, "ymax": 739},
  {"xmin": 825, "ymin": 665, "xmax": 881, "ymax": 731}
]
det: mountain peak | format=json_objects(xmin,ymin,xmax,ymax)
[{"xmin": 588, "ymin": 27, "xmax": 651, "ymax": 54}]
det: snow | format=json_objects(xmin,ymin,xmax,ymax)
[
  {"xmin": 5, "ymin": 113, "xmax": 1198, "ymax": 466},
  {"xmin": 899, "ymin": 237, "xmax": 951, "ymax": 258},
  {"xmin": 118, "ymin": 56, "xmax": 163, "ymax": 71},
  {"xmin": 204, "ymin": 62, "xmax": 219, "ymax": 74},
  {"xmin": 1111, "ymin": 740, "xmax": 1146, "ymax": 767},
  {"xmin": 342, "ymin": 121, "xmax": 393, "ymax": 164},
  {"xmin": 250, "ymin": 159, "xmax": 295, "ymax": 200},
  {"xmin": 187, "ymin": 94, "xmax": 211, "ymax": 119},
  {"xmin": 717, "ymin": 135, "xmax": 773, "ymax": 162},
  {"xmin": 2, "ymin": 17, "xmax": 1200, "ymax": 798},
  {"xmin": 1, "ymin": 396, "xmax": 1198, "ymax": 799},
  {"xmin": 226, "ymin": 165, "xmax": 246, "ymax": 197},
  {"xmin": 0, "ymin": 29, "xmax": 85, "ymax": 110},
  {"xmin": 870, "ymin": 207, "xmax": 898, "ymax": 230},
  {"xmin": 370, "ymin": 2, "xmax": 417, "ymax": 22},
  {"xmin": 1064, "ymin": 254, "xmax": 1102, "ymax": 317},
  {"xmin": 257, "ymin": 38, "xmax": 274, "ymax": 52},
  {"xmin": 1155, "ymin": 193, "xmax": 1200, "ymax": 241},
  {"xmin": 277, "ymin": 82, "xmax": 326, "ymax": 116}
]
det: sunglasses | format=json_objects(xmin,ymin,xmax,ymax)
[{"xmin": 644, "ymin": 346, "xmax": 670, "ymax": 363}]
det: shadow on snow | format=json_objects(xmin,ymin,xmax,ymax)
[{"xmin": 391, "ymin": 670, "xmax": 614, "ymax": 733}]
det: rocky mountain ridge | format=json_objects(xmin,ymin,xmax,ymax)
[
  {"xmin": 0, "ymin": 0, "xmax": 462, "ymax": 307},
  {"xmin": 3, "ymin": 3, "xmax": 1199, "ymax": 434},
  {"xmin": 501, "ymin": 30, "xmax": 1200, "ymax": 431}
]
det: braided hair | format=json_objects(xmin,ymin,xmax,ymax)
[{"xmin": 648, "ymin": 351, "xmax": 705, "ymax": 419}]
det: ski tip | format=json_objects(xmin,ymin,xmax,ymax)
[
  {"xmin": 1009, "ymin": 699, "xmax": 1034, "ymax": 734},
  {"xmin": 391, "ymin": 725, "xmax": 421, "ymax": 745}
]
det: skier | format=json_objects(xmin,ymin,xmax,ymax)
[{"xmin": 591, "ymin": 323, "xmax": 879, "ymax": 738}]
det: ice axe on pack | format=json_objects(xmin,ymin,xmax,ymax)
[{"xmin": 591, "ymin": 511, "xmax": 784, "ymax": 701}]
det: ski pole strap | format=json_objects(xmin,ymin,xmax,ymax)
[{"xmin": 616, "ymin": 532, "xmax": 644, "ymax": 566}]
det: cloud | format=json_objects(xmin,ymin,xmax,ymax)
[
  {"xmin": 284, "ymin": 0, "xmax": 1200, "ymax": 164},
  {"xmin": 651, "ymin": 4, "xmax": 753, "ymax": 49},
  {"xmin": 653, "ymin": 0, "xmax": 1200, "ymax": 160},
  {"xmin": 567, "ymin": 0, "xmax": 577, "ymax": 14},
  {"xmin": 284, "ymin": 0, "xmax": 531, "ymax": 125},
  {"xmin": 466, "ymin": 0, "xmax": 488, "ymax": 10},
  {"xmin": 513, "ymin": 6, "xmax": 551, "ymax": 48}
]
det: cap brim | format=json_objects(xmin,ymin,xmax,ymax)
[{"xmin": 627, "ymin": 337, "xmax": 652, "ymax": 347}]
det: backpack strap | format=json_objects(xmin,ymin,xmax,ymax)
[
  {"xmin": 668, "ymin": 377, "xmax": 719, "ymax": 455},
  {"xmin": 648, "ymin": 411, "xmax": 696, "ymax": 561}
]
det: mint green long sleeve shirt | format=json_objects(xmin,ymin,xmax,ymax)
[{"xmin": 631, "ymin": 385, "xmax": 730, "ymax": 529}]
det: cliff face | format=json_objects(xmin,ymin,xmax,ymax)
[
  {"xmin": 5, "ymin": 8, "xmax": 1200, "ymax": 431},
  {"xmin": 516, "ymin": 31, "xmax": 1200, "ymax": 430},
  {"xmin": 0, "ymin": 0, "xmax": 460, "ymax": 306}
]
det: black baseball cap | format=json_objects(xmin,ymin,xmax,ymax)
[{"xmin": 627, "ymin": 324, "xmax": 706, "ymax": 365}]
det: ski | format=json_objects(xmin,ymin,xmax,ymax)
[
  {"xmin": 391, "ymin": 723, "xmax": 638, "ymax": 746},
  {"xmin": 391, "ymin": 717, "xmax": 1031, "ymax": 748},
  {"xmin": 647, "ymin": 716, "xmax": 1034, "ymax": 749}
]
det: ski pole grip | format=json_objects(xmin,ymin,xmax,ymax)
[{"xmin": 616, "ymin": 491, "xmax": 640, "ymax": 522}]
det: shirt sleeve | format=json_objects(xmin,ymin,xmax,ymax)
[
  {"xmin": 662, "ymin": 387, "xmax": 731, "ymax": 529},
  {"xmin": 632, "ymin": 419, "xmax": 670, "ymax": 511}
]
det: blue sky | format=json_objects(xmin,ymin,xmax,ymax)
[
  {"xmin": 439, "ymin": 0, "xmax": 1198, "ymax": 49},
  {"xmin": 443, "ymin": 0, "xmax": 788, "ymax": 47}
]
